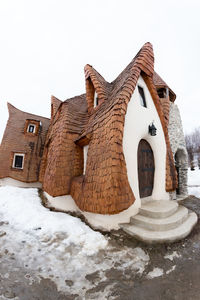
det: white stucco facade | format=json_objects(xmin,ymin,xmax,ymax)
[
  {"xmin": 44, "ymin": 191, "xmax": 143, "ymax": 231},
  {"xmin": 123, "ymin": 76, "xmax": 169, "ymax": 207}
]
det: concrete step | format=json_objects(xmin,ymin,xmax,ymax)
[
  {"xmin": 139, "ymin": 200, "xmax": 178, "ymax": 219},
  {"xmin": 120, "ymin": 212, "xmax": 198, "ymax": 244},
  {"xmin": 130, "ymin": 205, "xmax": 188, "ymax": 231}
]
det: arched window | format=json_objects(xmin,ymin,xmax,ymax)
[
  {"xmin": 86, "ymin": 77, "xmax": 99, "ymax": 112},
  {"xmin": 94, "ymin": 91, "xmax": 99, "ymax": 108},
  {"xmin": 83, "ymin": 145, "xmax": 89, "ymax": 175}
]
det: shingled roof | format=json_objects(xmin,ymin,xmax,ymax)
[
  {"xmin": 78, "ymin": 42, "xmax": 154, "ymax": 140},
  {"xmin": 40, "ymin": 94, "xmax": 89, "ymax": 196},
  {"xmin": 41, "ymin": 42, "xmax": 177, "ymax": 214},
  {"xmin": 153, "ymin": 71, "xmax": 176, "ymax": 102}
]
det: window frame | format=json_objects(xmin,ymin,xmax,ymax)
[
  {"xmin": 83, "ymin": 145, "xmax": 89, "ymax": 175},
  {"xmin": 138, "ymin": 85, "xmax": 147, "ymax": 108},
  {"xmin": 27, "ymin": 124, "xmax": 36, "ymax": 133},
  {"xmin": 24, "ymin": 119, "xmax": 40, "ymax": 136},
  {"xmin": 12, "ymin": 153, "xmax": 25, "ymax": 169}
]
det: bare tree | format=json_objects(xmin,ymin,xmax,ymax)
[
  {"xmin": 185, "ymin": 127, "xmax": 200, "ymax": 170},
  {"xmin": 185, "ymin": 133, "xmax": 195, "ymax": 170}
]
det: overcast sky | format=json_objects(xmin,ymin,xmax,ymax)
[{"xmin": 0, "ymin": 0, "xmax": 200, "ymax": 142}]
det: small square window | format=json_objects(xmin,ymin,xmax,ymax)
[
  {"xmin": 157, "ymin": 88, "xmax": 167, "ymax": 98},
  {"xmin": 13, "ymin": 154, "xmax": 24, "ymax": 169},
  {"xmin": 138, "ymin": 86, "xmax": 147, "ymax": 108},
  {"xmin": 27, "ymin": 124, "xmax": 36, "ymax": 133}
]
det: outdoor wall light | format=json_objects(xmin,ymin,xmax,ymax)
[{"xmin": 149, "ymin": 122, "xmax": 157, "ymax": 136}]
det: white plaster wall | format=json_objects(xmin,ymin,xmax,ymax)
[
  {"xmin": 123, "ymin": 76, "xmax": 169, "ymax": 210},
  {"xmin": 83, "ymin": 145, "xmax": 89, "ymax": 175},
  {"xmin": 0, "ymin": 177, "xmax": 42, "ymax": 188},
  {"xmin": 44, "ymin": 191, "xmax": 141, "ymax": 230},
  {"xmin": 83, "ymin": 205, "xmax": 139, "ymax": 231},
  {"xmin": 44, "ymin": 192, "xmax": 79, "ymax": 212}
]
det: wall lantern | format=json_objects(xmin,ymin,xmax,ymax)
[{"xmin": 149, "ymin": 122, "xmax": 157, "ymax": 136}]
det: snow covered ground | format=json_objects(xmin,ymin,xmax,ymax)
[
  {"xmin": 188, "ymin": 168, "xmax": 200, "ymax": 198},
  {"xmin": 0, "ymin": 186, "xmax": 149, "ymax": 298},
  {"xmin": 0, "ymin": 171, "xmax": 198, "ymax": 298}
]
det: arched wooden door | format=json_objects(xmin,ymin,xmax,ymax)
[{"xmin": 137, "ymin": 139, "xmax": 155, "ymax": 198}]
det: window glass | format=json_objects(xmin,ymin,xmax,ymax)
[
  {"xmin": 157, "ymin": 88, "xmax": 166, "ymax": 98},
  {"xmin": 138, "ymin": 86, "xmax": 147, "ymax": 108},
  {"xmin": 13, "ymin": 154, "xmax": 24, "ymax": 169},
  {"xmin": 28, "ymin": 124, "xmax": 35, "ymax": 133},
  {"xmin": 94, "ymin": 92, "xmax": 98, "ymax": 108}
]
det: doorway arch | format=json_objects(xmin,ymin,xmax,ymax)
[{"xmin": 137, "ymin": 139, "xmax": 155, "ymax": 198}]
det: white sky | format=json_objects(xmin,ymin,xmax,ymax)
[{"xmin": 0, "ymin": 0, "xmax": 200, "ymax": 142}]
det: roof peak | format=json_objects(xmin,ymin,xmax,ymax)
[{"xmin": 153, "ymin": 71, "xmax": 176, "ymax": 102}]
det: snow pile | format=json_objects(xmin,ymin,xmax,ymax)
[
  {"xmin": 0, "ymin": 186, "xmax": 149, "ymax": 296},
  {"xmin": 0, "ymin": 186, "xmax": 107, "ymax": 255},
  {"xmin": 146, "ymin": 267, "xmax": 164, "ymax": 279},
  {"xmin": 188, "ymin": 169, "xmax": 200, "ymax": 198}
]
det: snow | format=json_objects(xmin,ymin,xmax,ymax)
[
  {"xmin": 0, "ymin": 186, "xmax": 150, "ymax": 296},
  {"xmin": 164, "ymin": 251, "xmax": 181, "ymax": 261},
  {"xmin": 146, "ymin": 267, "xmax": 164, "ymax": 279},
  {"xmin": 166, "ymin": 265, "xmax": 176, "ymax": 275},
  {"xmin": 0, "ymin": 186, "xmax": 107, "ymax": 255},
  {"xmin": 188, "ymin": 169, "xmax": 200, "ymax": 198},
  {"xmin": 188, "ymin": 168, "xmax": 200, "ymax": 186}
]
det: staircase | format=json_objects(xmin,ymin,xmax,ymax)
[{"xmin": 120, "ymin": 200, "xmax": 198, "ymax": 243}]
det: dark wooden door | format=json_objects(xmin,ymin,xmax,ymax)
[{"xmin": 138, "ymin": 139, "xmax": 155, "ymax": 198}]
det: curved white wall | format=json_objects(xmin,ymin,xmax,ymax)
[
  {"xmin": 44, "ymin": 191, "xmax": 140, "ymax": 231},
  {"xmin": 123, "ymin": 76, "xmax": 169, "ymax": 209}
]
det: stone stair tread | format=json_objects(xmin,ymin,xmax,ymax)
[
  {"xmin": 120, "ymin": 212, "xmax": 197, "ymax": 244},
  {"xmin": 139, "ymin": 200, "xmax": 178, "ymax": 218},
  {"xmin": 130, "ymin": 205, "xmax": 188, "ymax": 230}
]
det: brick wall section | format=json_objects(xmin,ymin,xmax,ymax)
[{"xmin": 0, "ymin": 103, "xmax": 50, "ymax": 182}]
